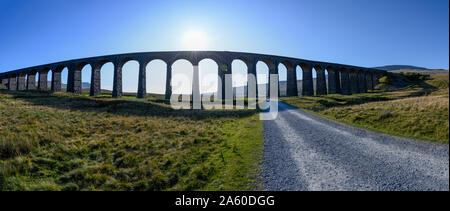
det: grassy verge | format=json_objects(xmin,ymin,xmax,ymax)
[
  {"xmin": 282, "ymin": 72, "xmax": 449, "ymax": 144},
  {"xmin": 0, "ymin": 91, "xmax": 263, "ymax": 191}
]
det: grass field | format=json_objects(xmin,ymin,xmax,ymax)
[
  {"xmin": 282, "ymin": 71, "xmax": 449, "ymax": 144},
  {"xmin": 0, "ymin": 91, "xmax": 263, "ymax": 191}
]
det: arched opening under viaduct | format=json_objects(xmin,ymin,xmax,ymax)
[
  {"xmin": 296, "ymin": 65, "xmax": 303, "ymax": 95},
  {"xmin": 60, "ymin": 67, "xmax": 68, "ymax": 91},
  {"xmin": 256, "ymin": 61, "xmax": 270, "ymax": 97},
  {"xmin": 278, "ymin": 63, "xmax": 288, "ymax": 97},
  {"xmin": 100, "ymin": 62, "xmax": 114, "ymax": 95},
  {"xmin": 121, "ymin": 60, "xmax": 139, "ymax": 95},
  {"xmin": 232, "ymin": 59, "xmax": 248, "ymax": 98},
  {"xmin": 171, "ymin": 59, "xmax": 193, "ymax": 95},
  {"xmin": 199, "ymin": 58, "xmax": 218, "ymax": 95},
  {"xmin": 81, "ymin": 64, "xmax": 92, "ymax": 93}
]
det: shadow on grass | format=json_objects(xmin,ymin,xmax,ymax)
[
  {"xmin": 417, "ymin": 79, "xmax": 439, "ymax": 93},
  {"xmin": 0, "ymin": 90, "xmax": 258, "ymax": 120}
]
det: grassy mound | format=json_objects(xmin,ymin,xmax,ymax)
[
  {"xmin": 0, "ymin": 91, "xmax": 263, "ymax": 190},
  {"xmin": 321, "ymin": 95, "xmax": 448, "ymax": 142}
]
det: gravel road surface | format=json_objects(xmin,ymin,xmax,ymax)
[{"xmin": 261, "ymin": 101, "xmax": 449, "ymax": 191}]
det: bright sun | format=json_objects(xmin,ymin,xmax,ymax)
[{"xmin": 182, "ymin": 30, "xmax": 209, "ymax": 51}]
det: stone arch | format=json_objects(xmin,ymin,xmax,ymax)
[
  {"xmin": 357, "ymin": 69, "xmax": 367, "ymax": 93},
  {"xmin": 280, "ymin": 60, "xmax": 294, "ymax": 70},
  {"xmin": 339, "ymin": 67, "xmax": 352, "ymax": 95},
  {"xmin": 7, "ymin": 73, "xmax": 17, "ymax": 91},
  {"xmin": 0, "ymin": 51, "xmax": 389, "ymax": 97},
  {"xmin": 38, "ymin": 67, "xmax": 51, "ymax": 91},
  {"xmin": 60, "ymin": 66, "xmax": 69, "ymax": 91},
  {"xmin": 297, "ymin": 62, "xmax": 310, "ymax": 72},
  {"xmin": 324, "ymin": 66, "xmax": 329, "ymax": 90},
  {"xmin": 295, "ymin": 64, "xmax": 303, "ymax": 95},
  {"xmin": 170, "ymin": 53, "xmax": 199, "ymax": 67},
  {"xmin": 78, "ymin": 62, "xmax": 92, "ymax": 94},
  {"xmin": 100, "ymin": 62, "xmax": 114, "ymax": 94},
  {"xmin": 48, "ymin": 65, "xmax": 65, "ymax": 92},
  {"xmin": 118, "ymin": 57, "xmax": 138, "ymax": 66},
  {"xmin": 365, "ymin": 70, "xmax": 373, "ymax": 91},
  {"xmin": 325, "ymin": 65, "xmax": 340, "ymax": 94},
  {"xmin": 16, "ymin": 71, "xmax": 27, "ymax": 91},
  {"xmin": 230, "ymin": 55, "xmax": 250, "ymax": 67},
  {"xmin": 372, "ymin": 70, "xmax": 381, "ymax": 88},
  {"xmin": 198, "ymin": 55, "xmax": 222, "ymax": 67},
  {"xmin": 145, "ymin": 54, "xmax": 171, "ymax": 65},
  {"xmin": 0, "ymin": 75, "xmax": 8, "ymax": 89},
  {"xmin": 348, "ymin": 68, "xmax": 359, "ymax": 94},
  {"xmin": 277, "ymin": 63, "xmax": 286, "ymax": 96},
  {"xmin": 89, "ymin": 59, "xmax": 113, "ymax": 96},
  {"xmin": 258, "ymin": 58, "xmax": 275, "ymax": 70},
  {"xmin": 47, "ymin": 69, "xmax": 53, "ymax": 90},
  {"xmin": 26, "ymin": 70, "xmax": 38, "ymax": 90},
  {"xmin": 311, "ymin": 64, "xmax": 320, "ymax": 95},
  {"xmin": 76, "ymin": 61, "xmax": 90, "ymax": 70}
]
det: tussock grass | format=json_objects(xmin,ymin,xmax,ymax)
[
  {"xmin": 282, "ymin": 72, "xmax": 449, "ymax": 144},
  {"xmin": 0, "ymin": 91, "xmax": 263, "ymax": 191},
  {"xmin": 321, "ymin": 95, "xmax": 448, "ymax": 143}
]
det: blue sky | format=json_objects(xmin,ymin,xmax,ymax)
[{"xmin": 0, "ymin": 0, "xmax": 448, "ymax": 93}]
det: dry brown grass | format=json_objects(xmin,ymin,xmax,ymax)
[
  {"xmin": 0, "ymin": 91, "xmax": 263, "ymax": 191},
  {"xmin": 283, "ymin": 72, "xmax": 449, "ymax": 143},
  {"xmin": 321, "ymin": 95, "xmax": 449, "ymax": 143}
]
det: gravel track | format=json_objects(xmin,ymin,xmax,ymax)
[{"xmin": 261, "ymin": 101, "xmax": 449, "ymax": 191}]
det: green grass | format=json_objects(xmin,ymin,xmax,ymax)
[
  {"xmin": 0, "ymin": 91, "xmax": 263, "ymax": 191},
  {"xmin": 282, "ymin": 72, "xmax": 449, "ymax": 144}
]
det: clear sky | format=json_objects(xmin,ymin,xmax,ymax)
[{"xmin": 0, "ymin": 0, "xmax": 448, "ymax": 93}]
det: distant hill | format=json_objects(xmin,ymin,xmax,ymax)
[
  {"xmin": 81, "ymin": 82, "xmax": 90, "ymax": 89},
  {"xmin": 47, "ymin": 82, "xmax": 90, "ymax": 89},
  {"xmin": 374, "ymin": 65, "xmax": 428, "ymax": 71}
]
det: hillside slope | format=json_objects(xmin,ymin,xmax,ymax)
[{"xmin": 282, "ymin": 71, "xmax": 449, "ymax": 143}]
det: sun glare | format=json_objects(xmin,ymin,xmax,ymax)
[{"xmin": 182, "ymin": 30, "xmax": 209, "ymax": 51}]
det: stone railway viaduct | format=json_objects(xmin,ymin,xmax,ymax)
[{"xmin": 0, "ymin": 51, "xmax": 386, "ymax": 101}]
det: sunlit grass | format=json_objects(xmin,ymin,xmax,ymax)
[
  {"xmin": 0, "ymin": 91, "xmax": 263, "ymax": 191},
  {"xmin": 282, "ymin": 73, "xmax": 449, "ymax": 143},
  {"xmin": 320, "ymin": 95, "xmax": 449, "ymax": 143}
]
